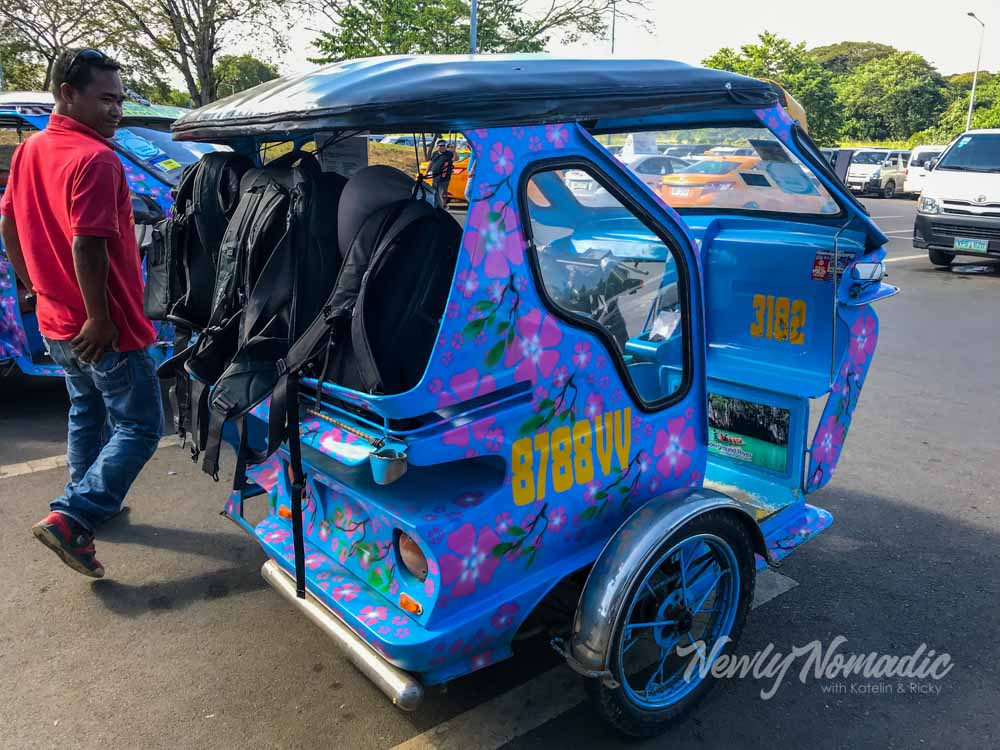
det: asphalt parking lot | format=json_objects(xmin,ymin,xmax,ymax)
[{"xmin": 1, "ymin": 197, "xmax": 998, "ymax": 750}]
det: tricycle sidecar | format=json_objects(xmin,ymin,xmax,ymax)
[
  {"xmin": 0, "ymin": 93, "xmax": 220, "ymax": 378},
  {"xmin": 170, "ymin": 56, "xmax": 896, "ymax": 735}
]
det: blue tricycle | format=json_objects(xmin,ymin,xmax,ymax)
[
  {"xmin": 0, "ymin": 93, "xmax": 219, "ymax": 377},
  {"xmin": 170, "ymin": 56, "xmax": 896, "ymax": 736}
]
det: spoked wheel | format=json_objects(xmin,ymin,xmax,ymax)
[
  {"xmin": 587, "ymin": 512, "xmax": 755, "ymax": 737},
  {"xmin": 882, "ymin": 180, "xmax": 896, "ymax": 199}
]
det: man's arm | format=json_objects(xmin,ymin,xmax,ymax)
[
  {"xmin": 70, "ymin": 235, "xmax": 118, "ymax": 362},
  {"xmin": 0, "ymin": 215, "xmax": 33, "ymax": 291}
]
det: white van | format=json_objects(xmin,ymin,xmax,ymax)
[
  {"xmin": 913, "ymin": 129, "xmax": 1000, "ymax": 266},
  {"xmin": 846, "ymin": 149, "xmax": 910, "ymax": 197},
  {"xmin": 903, "ymin": 145, "xmax": 947, "ymax": 195}
]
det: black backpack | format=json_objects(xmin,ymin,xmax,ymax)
[
  {"xmin": 143, "ymin": 152, "xmax": 251, "ymax": 327},
  {"xmin": 195, "ymin": 154, "xmax": 348, "ymax": 476}
]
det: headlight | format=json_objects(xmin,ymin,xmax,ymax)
[{"xmin": 918, "ymin": 195, "xmax": 941, "ymax": 214}]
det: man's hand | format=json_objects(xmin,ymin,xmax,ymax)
[{"xmin": 71, "ymin": 317, "xmax": 119, "ymax": 363}]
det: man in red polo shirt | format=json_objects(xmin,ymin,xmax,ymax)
[{"xmin": 0, "ymin": 49, "xmax": 161, "ymax": 578}]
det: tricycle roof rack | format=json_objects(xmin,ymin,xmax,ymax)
[{"xmin": 171, "ymin": 54, "xmax": 778, "ymax": 141}]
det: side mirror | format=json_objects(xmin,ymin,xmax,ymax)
[
  {"xmin": 851, "ymin": 261, "xmax": 885, "ymax": 282},
  {"xmin": 927, "ymin": 158, "xmax": 937, "ymax": 171},
  {"xmin": 131, "ymin": 193, "xmax": 165, "ymax": 226}
]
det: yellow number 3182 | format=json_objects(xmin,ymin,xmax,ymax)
[{"xmin": 750, "ymin": 294, "xmax": 806, "ymax": 345}]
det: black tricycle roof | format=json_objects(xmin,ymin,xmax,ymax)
[{"xmin": 171, "ymin": 54, "xmax": 779, "ymax": 141}]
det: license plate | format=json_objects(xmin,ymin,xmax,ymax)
[
  {"xmin": 671, "ymin": 187, "xmax": 690, "ymax": 197},
  {"xmin": 953, "ymin": 237, "xmax": 989, "ymax": 252}
]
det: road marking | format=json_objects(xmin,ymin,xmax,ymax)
[
  {"xmin": 390, "ymin": 570, "xmax": 797, "ymax": 750},
  {"xmin": 883, "ymin": 229, "xmax": 914, "ymax": 235},
  {"xmin": 0, "ymin": 435, "xmax": 183, "ymax": 480},
  {"xmin": 870, "ymin": 215, "xmax": 906, "ymax": 220},
  {"xmin": 885, "ymin": 254, "xmax": 927, "ymax": 264}
]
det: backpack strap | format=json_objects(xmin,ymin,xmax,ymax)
[{"xmin": 265, "ymin": 200, "xmax": 433, "ymax": 455}]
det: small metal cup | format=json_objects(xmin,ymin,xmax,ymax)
[{"xmin": 370, "ymin": 446, "xmax": 408, "ymax": 485}]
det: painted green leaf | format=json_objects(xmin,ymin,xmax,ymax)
[
  {"xmin": 463, "ymin": 318, "xmax": 488, "ymax": 337},
  {"xmin": 509, "ymin": 526, "xmax": 526, "ymax": 537},
  {"xmin": 496, "ymin": 321, "xmax": 509, "ymax": 334},
  {"xmin": 581, "ymin": 506, "xmax": 599, "ymax": 520},
  {"xmin": 525, "ymin": 547, "xmax": 537, "ymax": 569},
  {"xmin": 368, "ymin": 567, "xmax": 386, "ymax": 591},
  {"xmin": 473, "ymin": 300, "xmax": 495, "ymax": 312},
  {"xmin": 485, "ymin": 339, "xmax": 506, "ymax": 368},
  {"xmin": 506, "ymin": 327, "xmax": 515, "ymax": 347},
  {"xmin": 519, "ymin": 414, "xmax": 546, "ymax": 436},
  {"xmin": 595, "ymin": 491, "xmax": 608, "ymax": 500},
  {"xmin": 618, "ymin": 486, "xmax": 630, "ymax": 494},
  {"xmin": 538, "ymin": 398, "xmax": 555, "ymax": 411},
  {"xmin": 492, "ymin": 542, "xmax": 514, "ymax": 557}
]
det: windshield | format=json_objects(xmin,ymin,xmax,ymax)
[
  {"xmin": 937, "ymin": 134, "xmax": 1000, "ymax": 173},
  {"xmin": 112, "ymin": 125, "xmax": 224, "ymax": 185},
  {"xmin": 678, "ymin": 160, "xmax": 742, "ymax": 175},
  {"xmin": 851, "ymin": 151, "xmax": 888, "ymax": 165},
  {"xmin": 910, "ymin": 151, "xmax": 941, "ymax": 167}
]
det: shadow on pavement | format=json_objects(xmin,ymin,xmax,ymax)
[{"xmin": 90, "ymin": 562, "xmax": 268, "ymax": 618}]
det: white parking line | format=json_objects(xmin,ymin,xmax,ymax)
[
  {"xmin": 391, "ymin": 570, "xmax": 798, "ymax": 750},
  {"xmin": 870, "ymin": 215, "xmax": 906, "ymax": 220},
  {"xmin": 883, "ymin": 229, "xmax": 914, "ymax": 235},
  {"xmin": 0, "ymin": 435, "xmax": 183, "ymax": 480},
  {"xmin": 885, "ymin": 254, "xmax": 927, "ymax": 264}
]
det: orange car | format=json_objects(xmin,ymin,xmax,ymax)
[
  {"xmin": 660, "ymin": 155, "xmax": 837, "ymax": 213},
  {"xmin": 658, "ymin": 156, "xmax": 759, "ymax": 208},
  {"xmin": 419, "ymin": 150, "xmax": 471, "ymax": 204}
]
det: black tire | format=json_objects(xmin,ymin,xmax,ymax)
[
  {"xmin": 928, "ymin": 249, "xmax": 955, "ymax": 267},
  {"xmin": 882, "ymin": 180, "xmax": 896, "ymax": 199},
  {"xmin": 585, "ymin": 511, "xmax": 756, "ymax": 738}
]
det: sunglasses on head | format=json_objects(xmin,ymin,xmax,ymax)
[{"xmin": 66, "ymin": 48, "xmax": 109, "ymax": 76}]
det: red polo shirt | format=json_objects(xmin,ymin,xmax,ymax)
[{"xmin": 0, "ymin": 114, "xmax": 155, "ymax": 351}]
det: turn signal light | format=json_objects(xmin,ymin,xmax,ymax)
[
  {"xmin": 399, "ymin": 593, "xmax": 423, "ymax": 616},
  {"xmin": 277, "ymin": 506, "xmax": 292, "ymax": 520}
]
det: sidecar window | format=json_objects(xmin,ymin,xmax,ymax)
[
  {"xmin": 525, "ymin": 165, "xmax": 687, "ymax": 406},
  {"xmin": 597, "ymin": 126, "xmax": 839, "ymax": 216}
]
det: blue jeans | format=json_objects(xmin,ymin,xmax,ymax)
[{"xmin": 45, "ymin": 339, "xmax": 163, "ymax": 532}]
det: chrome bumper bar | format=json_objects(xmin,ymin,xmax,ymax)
[{"xmin": 261, "ymin": 560, "xmax": 424, "ymax": 710}]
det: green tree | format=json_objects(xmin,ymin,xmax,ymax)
[
  {"xmin": 836, "ymin": 51, "xmax": 946, "ymax": 141},
  {"xmin": 0, "ymin": 0, "xmax": 116, "ymax": 90},
  {"xmin": 702, "ymin": 32, "xmax": 840, "ymax": 145},
  {"xmin": 809, "ymin": 41, "xmax": 897, "ymax": 75},
  {"xmin": 0, "ymin": 34, "xmax": 45, "ymax": 91},
  {"xmin": 107, "ymin": 0, "xmax": 292, "ymax": 106},
  {"xmin": 310, "ymin": 0, "xmax": 650, "ymax": 62},
  {"xmin": 910, "ymin": 76, "xmax": 1000, "ymax": 144},
  {"xmin": 214, "ymin": 54, "xmax": 279, "ymax": 97}
]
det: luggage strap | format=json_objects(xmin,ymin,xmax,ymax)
[{"xmin": 265, "ymin": 201, "xmax": 433, "ymax": 455}]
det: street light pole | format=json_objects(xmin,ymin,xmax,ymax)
[
  {"xmin": 966, "ymin": 12, "xmax": 985, "ymax": 131},
  {"xmin": 470, "ymin": 0, "xmax": 478, "ymax": 54},
  {"xmin": 611, "ymin": 0, "xmax": 617, "ymax": 55}
]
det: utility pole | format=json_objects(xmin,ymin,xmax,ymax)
[
  {"xmin": 471, "ymin": 0, "xmax": 478, "ymax": 54},
  {"xmin": 966, "ymin": 12, "xmax": 986, "ymax": 131},
  {"xmin": 611, "ymin": 0, "xmax": 617, "ymax": 54}
]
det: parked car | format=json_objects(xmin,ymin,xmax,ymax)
[
  {"xmin": 903, "ymin": 144, "xmax": 946, "ymax": 196},
  {"xmin": 380, "ymin": 135, "xmax": 418, "ymax": 146},
  {"xmin": 566, "ymin": 153, "xmax": 691, "ymax": 205},
  {"xmin": 913, "ymin": 129, "xmax": 1000, "ymax": 266},
  {"xmin": 845, "ymin": 149, "xmax": 910, "ymax": 198},
  {"xmin": 660, "ymin": 144, "xmax": 715, "ymax": 158},
  {"xmin": 704, "ymin": 146, "xmax": 757, "ymax": 158}
]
